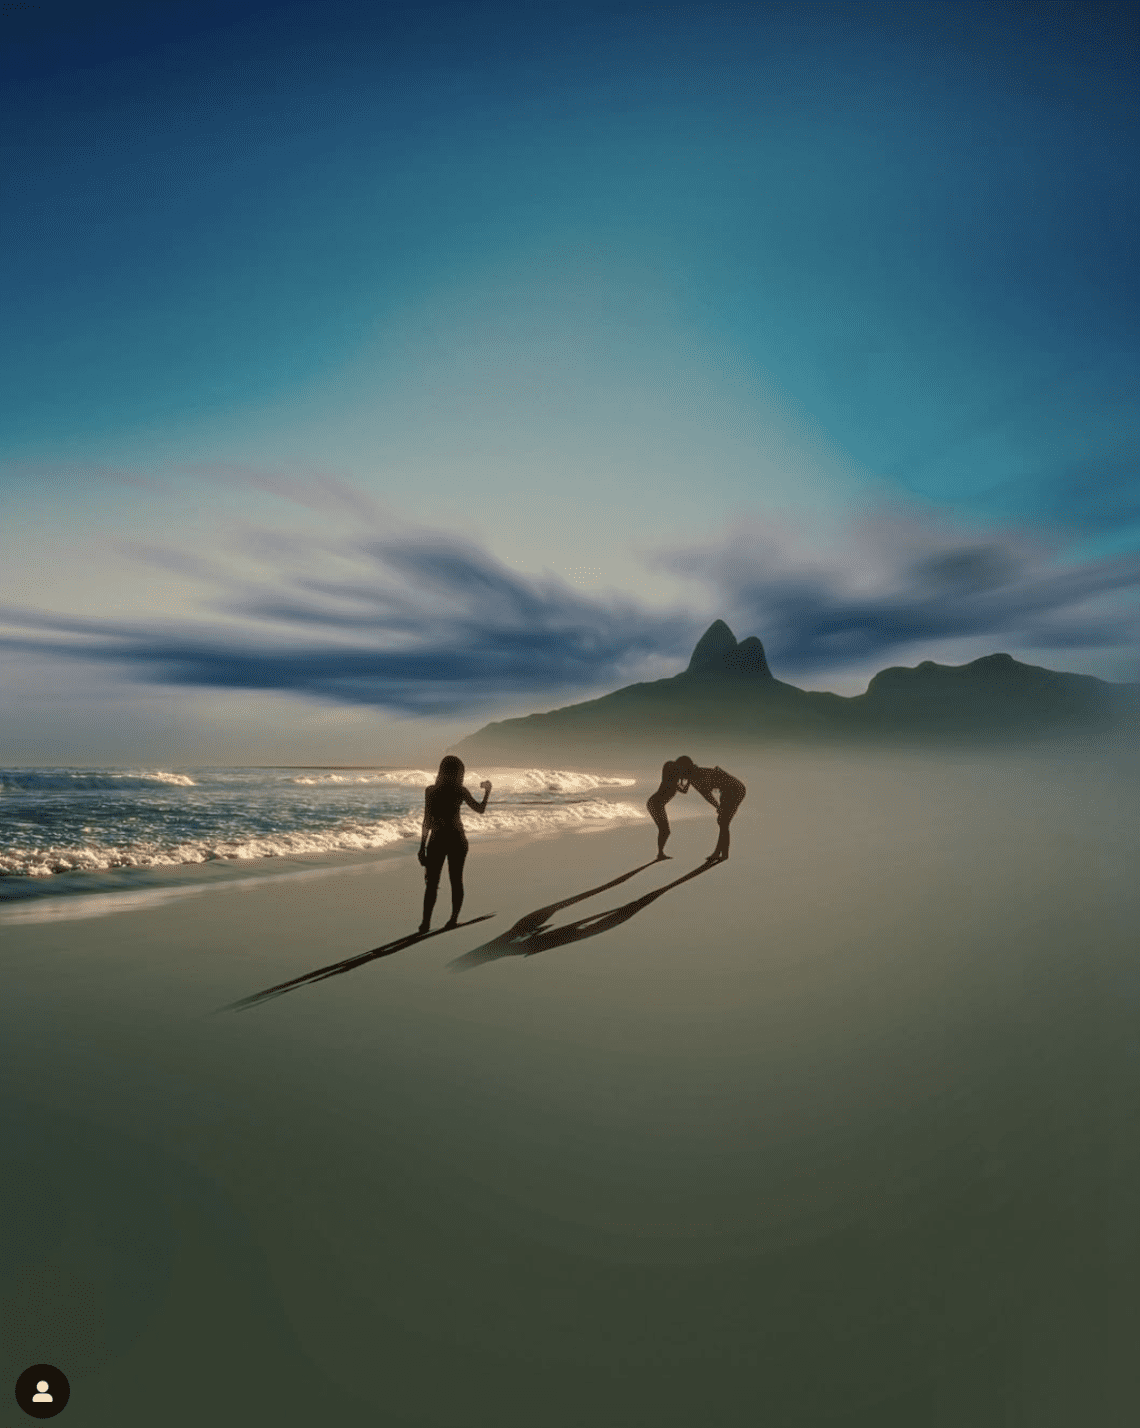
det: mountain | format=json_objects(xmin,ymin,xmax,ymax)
[
  {"xmin": 450, "ymin": 622, "xmax": 1137, "ymax": 763},
  {"xmin": 686, "ymin": 619, "xmax": 772, "ymax": 676},
  {"xmin": 852, "ymin": 651, "xmax": 1131, "ymax": 738}
]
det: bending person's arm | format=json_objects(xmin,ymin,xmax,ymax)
[{"xmin": 692, "ymin": 775, "xmax": 720, "ymax": 809}]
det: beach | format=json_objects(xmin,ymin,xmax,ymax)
[{"xmin": 3, "ymin": 747, "xmax": 1139, "ymax": 1426}]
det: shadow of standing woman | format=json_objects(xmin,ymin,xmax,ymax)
[{"xmin": 219, "ymin": 915, "xmax": 496, "ymax": 1012}]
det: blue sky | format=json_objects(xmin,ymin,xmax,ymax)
[{"xmin": 2, "ymin": 0, "xmax": 1137, "ymax": 764}]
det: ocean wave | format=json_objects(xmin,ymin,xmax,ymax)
[
  {"xmin": 0, "ymin": 800, "xmax": 647, "ymax": 878},
  {"xmin": 0, "ymin": 822, "xmax": 415, "ymax": 877},
  {"xmin": 475, "ymin": 798, "xmax": 645, "ymax": 833},
  {"xmin": 0, "ymin": 769, "xmax": 196, "ymax": 792},
  {"xmin": 470, "ymin": 768, "xmax": 637, "ymax": 794},
  {"xmin": 286, "ymin": 770, "xmax": 437, "ymax": 786},
  {"xmin": 285, "ymin": 767, "xmax": 636, "ymax": 793}
]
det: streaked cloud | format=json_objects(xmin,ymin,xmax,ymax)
[
  {"xmin": 3, "ymin": 493, "xmax": 1138, "ymax": 722},
  {"xmin": 0, "ymin": 528, "xmax": 698, "ymax": 715},
  {"xmin": 658, "ymin": 510, "xmax": 1140, "ymax": 678},
  {"xmin": 182, "ymin": 462, "xmax": 391, "ymax": 526}
]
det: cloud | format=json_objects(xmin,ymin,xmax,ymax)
[
  {"xmin": 0, "ymin": 530, "xmax": 697, "ymax": 716},
  {"xmin": 116, "ymin": 542, "xmax": 231, "ymax": 582},
  {"xmin": 657, "ymin": 509, "xmax": 1140, "ymax": 677},
  {"xmin": 182, "ymin": 462, "xmax": 391, "ymax": 526},
  {"xmin": 3, "ymin": 488, "xmax": 1138, "ymax": 719}
]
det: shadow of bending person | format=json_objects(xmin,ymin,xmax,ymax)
[
  {"xmin": 220, "ymin": 914, "xmax": 496, "ymax": 1012},
  {"xmin": 449, "ymin": 860, "xmax": 720, "ymax": 972}
]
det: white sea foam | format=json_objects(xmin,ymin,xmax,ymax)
[
  {"xmin": 285, "ymin": 767, "xmax": 635, "ymax": 793},
  {"xmin": 469, "ymin": 768, "xmax": 637, "ymax": 795},
  {"xmin": 0, "ymin": 821, "xmax": 417, "ymax": 877},
  {"xmin": 287, "ymin": 770, "xmax": 437, "ymax": 786},
  {"xmin": 0, "ymin": 769, "xmax": 196, "ymax": 791},
  {"xmin": 0, "ymin": 799, "xmax": 648, "ymax": 878},
  {"xmin": 472, "ymin": 799, "xmax": 645, "ymax": 835}
]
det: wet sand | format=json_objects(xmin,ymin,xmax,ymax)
[{"xmin": 3, "ymin": 748, "xmax": 1139, "ymax": 1426}]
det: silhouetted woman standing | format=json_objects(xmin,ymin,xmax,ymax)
[
  {"xmin": 646, "ymin": 759, "xmax": 689, "ymax": 859},
  {"xmin": 418, "ymin": 757, "xmax": 492, "ymax": 933},
  {"xmin": 673, "ymin": 756, "xmax": 745, "ymax": 862}
]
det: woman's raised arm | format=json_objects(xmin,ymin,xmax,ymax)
[{"xmin": 464, "ymin": 780, "xmax": 492, "ymax": 814}]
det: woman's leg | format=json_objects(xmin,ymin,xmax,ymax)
[
  {"xmin": 443, "ymin": 837, "xmax": 469, "ymax": 927},
  {"xmin": 420, "ymin": 836, "xmax": 445, "ymax": 930},
  {"xmin": 647, "ymin": 796, "xmax": 670, "ymax": 858}
]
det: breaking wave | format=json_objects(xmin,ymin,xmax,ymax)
[
  {"xmin": 1, "ymin": 769, "xmax": 196, "ymax": 792},
  {"xmin": 0, "ymin": 800, "xmax": 646, "ymax": 879},
  {"xmin": 0, "ymin": 764, "xmax": 646, "ymax": 895},
  {"xmin": 286, "ymin": 767, "xmax": 635, "ymax": 794}
]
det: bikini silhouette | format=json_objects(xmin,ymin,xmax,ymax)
[
  {"xmin": 672, "ymin": 756, "xmax": 746, "ymax": 862},
  {"xmin": 645, "ymin": 758, "xmax": 689, "ymax": 859},
  {"xmin": 418, "ymin": 756, "xmax": 491, "ymax": 932}
]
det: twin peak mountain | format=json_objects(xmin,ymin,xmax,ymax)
[
  {"xmin": 686, "ymin": 619, "xmax": 772, "ymax": 677},
  {"xmin": 452, "ymin": 619, "xmax": 1136, "ymax": 761}
]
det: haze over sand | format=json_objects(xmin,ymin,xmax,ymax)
[{"xmin": 3, "ymin": 741, "xmax": 1139, "ymax": 1425}]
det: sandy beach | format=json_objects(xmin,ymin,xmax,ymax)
[{"xmin": 3, "ymin": 747, "xmax": 1139, "ymax": 1426}]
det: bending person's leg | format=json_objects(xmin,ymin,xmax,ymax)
[
  {"xmin": 710, "ymin": 788, "xmax": 745, "ymax": 861},
  {"xmin": 443, "ymin": 836, "xmax": 469, "ymax": 928},
  {"xmin": 647, "ymin": 796, "xmax": 671, "ymax": 858}
]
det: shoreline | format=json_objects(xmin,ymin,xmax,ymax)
[
  {"xmin": 0, "ymin": 770, "xmax": 657, "ymax": 921},
  {"xmin": 5, "ymin": 736, "xmax": 1138, "ymax": 928}
]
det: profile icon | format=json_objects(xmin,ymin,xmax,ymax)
[{"xmin": 14, "ymin": 1363, "xmax": 70, "ymax": 1418}]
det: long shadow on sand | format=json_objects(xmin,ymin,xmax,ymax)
[
  {"xmin": 449, "ymin": 859, "xmax": 720, "ymax": 972},
  {"xmin": 220, "ymin": 915, "xmax": 496, "ymax": 1012}
]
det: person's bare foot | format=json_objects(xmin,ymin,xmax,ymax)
[
  {"xmin": 654, "ymin": 852, "xmax": 671, "ymax": 861},
  {"xmin": 443, "ymin": 917, "xmax": 459, "ymax": 930},
  {"xmin": 418, "ymin": 921, "xmax": 430, "ymax": 934}
]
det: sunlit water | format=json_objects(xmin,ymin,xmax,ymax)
[{"xmin": 0, "ymin": 765, "xmax": 642, "ymax": 903}]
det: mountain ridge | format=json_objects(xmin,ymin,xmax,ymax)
[{"xmin": 450, "ymin": 621, "xmax": 1137, "ymax": 763}]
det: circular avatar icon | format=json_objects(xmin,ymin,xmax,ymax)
[{"xmin": 14, "ymin": 1365, "xmax": 70, "ymax": 1418}]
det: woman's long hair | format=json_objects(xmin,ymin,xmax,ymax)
[{"xmin": 436, "ymin": 756, "xmax": 465, "ymax": 784}]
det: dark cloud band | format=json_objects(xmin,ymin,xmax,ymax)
[{"xmin": 2, "ymin": 514, "xmax": 1137, "ymax": 713}]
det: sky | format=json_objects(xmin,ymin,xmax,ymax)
[{"xmin": 2, "ymin": 0, "xmax": 1137, "ymax": 765}]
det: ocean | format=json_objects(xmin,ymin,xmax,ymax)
[{"xmin": 0, "ymin": 765, "xmax": 643, "ymax": 910}]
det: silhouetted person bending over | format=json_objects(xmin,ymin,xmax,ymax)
[
  {"xmin": 418, "ymin": 756, "xmax": 491, "ymax": 932},
  {"xmin": 673, "ymin": 756, "xmax": 745, "ymax": 862},
  {"xmin": 646, "ymin": 759, "xmax": 690, "ymax": 859}
]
